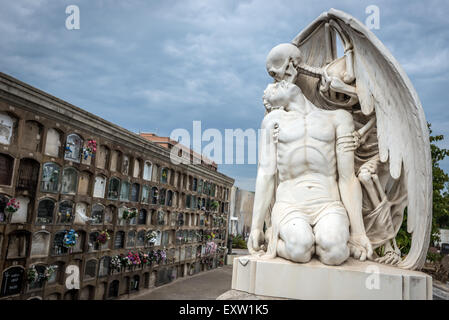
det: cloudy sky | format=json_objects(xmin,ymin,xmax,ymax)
[{"xmin": 1, "ymin": 0, "xmax": 448, "ymax": 191}]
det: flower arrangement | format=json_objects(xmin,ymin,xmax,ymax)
[
  {"xmin": 111, "ymin": 255, "xmax": 122, "ymax": 272},
  {"xmin": 57, "ymin": 211, "xmax": 72, "ymax": 220},
  {"xmin": 139, "ymin": 251, "xmax": 151, "ymax": 266},
  {"xmin": 5, "ymin": 198, "xmax": 20, "ymax": 214},
  {"xmin": 145, "ymin": 230, "xmax": 158, "ymax": 244},
  {"xmin": 127, "ymin": 251, "xmax": 142, "ymax": 266},
  {"xmin": 155, "ymin": 249, "xmax": 167, "ymax": 264},
  {"xmin": 43, "ymin": 265, "xmax": 58, "ymax": 280},
  {"xmin": 205, "ymin": 241, "xmax": 218, "ymax": 255},
  {"xmin": 96, "ymin": 231, "xmax": 110, "ymax": 245},
  {"xmin": 83, "ymin": 139, "xmax": 97, "ymax": 160},
  {"xmin": 217, "ymin": 246, "xmax": 227, "ymax": 254},
  {"xmin": 122, "ymin": 208, "xmax": 137, "ymax": 221},
  {"xmin": 205, "ymin": 232, "xmax": 216, "ymax": 241},
  {"xmin": 27, "ymin": 266, "xmax": 38, "ymax": 283},
  {"xmin": 63, "ymin": 229, "xmax": 78, "ymax": 248}
]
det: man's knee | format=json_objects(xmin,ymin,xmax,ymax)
[
  {"xmin": 317, "ymin": 242, "xmax": 349, "ymax": 265},
  {"xmin": 315, "ymin": 215, "xmax": 350, "ymax": 265},
  {"xmin": 280, "ymin": 218, "xmax": 314, "ymax": 263}
]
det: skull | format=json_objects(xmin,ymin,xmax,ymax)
[{"xmin": 266, "ymin": 43, "xmax": 302, "ymax": 83}]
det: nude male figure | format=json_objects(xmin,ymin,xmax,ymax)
[{"xmin": 248, "ymin": 80, "xmax": 373, "ymax": 265}]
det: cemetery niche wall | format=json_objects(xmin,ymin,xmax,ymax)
[{"xmin": 0, "ymin": 72, "xmax": 233, "ymax": 300}]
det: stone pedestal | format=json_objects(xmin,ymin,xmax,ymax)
[{"xmin": 230, "ymin": 255, "xmax": 432, "ymax": 300}]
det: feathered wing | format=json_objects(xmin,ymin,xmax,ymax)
[
  {"xmin": 290, "ymin": 9, "xmax": 432, "ymax": 270},
  {"xmin": 328, "ymin": 9, "xmax": 432, "ymax": 270}
]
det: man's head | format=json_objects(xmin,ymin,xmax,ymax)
[
  {"xmin": 266, "ymin": 43, "xmax": 302, "ymax": 83},
  {"xmin": 263, "ymin": 80, "xmax": 302, "ymax": 111}
]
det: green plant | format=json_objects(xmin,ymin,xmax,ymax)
[
  {"xmin": 232, "ymin": 235, "xmax": 247, "ymax": 249},
  {"xmin": 396, "ymin": 124, "xmax": 449, "ymax": 257}
]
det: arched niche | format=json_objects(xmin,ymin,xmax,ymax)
[
  {"xmin": 44, "ymin": 128, "xmax": 62, "ymax": 157},
  {"xmin": 0, "ymin": 112, "xmax": 15, "ymax": 145},
  {"xmin": 30, "ymin": 230, "xmax": 51, "ymax": 257}
]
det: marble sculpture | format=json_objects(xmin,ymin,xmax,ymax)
[{"xmin": 248, "ymin": 9, "xmax": 432, "ymax": 270}]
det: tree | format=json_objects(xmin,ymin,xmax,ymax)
[{"xmin": 396, "ymin": 124, "xmax": 449, "ymax": 255}]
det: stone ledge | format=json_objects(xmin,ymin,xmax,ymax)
[
  {"xmin": 217, "ymin": 289, "xmax": 289, "ymax": 300},
  {"xmin": 231, "ymin": 255, "xmax": 432, "ymax": 300}
]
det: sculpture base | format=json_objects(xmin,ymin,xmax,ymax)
[{"xmin": 231, "ymin": 255, "xmax": 432, "ymax": 300}]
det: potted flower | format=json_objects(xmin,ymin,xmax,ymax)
[
  {"xmin": 43, "ymin": 265, "xmax": 58, "ymax": 281},
  {"xmin": 145, "ymin": 230, "xmax": 158, "ymax": 245},
  {"xmin": 122, "ymin": 208, "xmax": 137, "ymax": 221},
  {"xmin": 96, "ymin": 230, "xmax": 110, "ymax": 245},
  {"xmin": 5, "ymin": 198, "xmax": 19, "ymax": 220},
  {"xmin": 111, "ymin": 255, "xmax": 122, "ymax": 273},
  {"xmin": 83, "ymin": 139, "xmax": 97, "ymax": 160},
  {"xmin": 205, "ymin": 241, "xmax": 218, "ymax": 255},
  {"xmin": 127, "ymin": 251, "xmax": 141, "ymax": 269},
  {"xmin": 27, "ymin": 266, "xmax": 38, "ymax": 283}
]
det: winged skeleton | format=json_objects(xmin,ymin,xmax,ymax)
[{"xmin": 261, "ymin": 9, "xmax": 432, "ymax": 270}]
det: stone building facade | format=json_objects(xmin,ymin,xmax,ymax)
[{"xmin": 0, "ymin": 73, "xmax": 234, "ymax": 300}]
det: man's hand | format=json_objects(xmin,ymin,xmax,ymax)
[
  {"xmin": 247, "ymin": 228, "xmax": 265, "ymax": 255},
  {"xmin": 348, "ymin": 233, "xmax": 373, "ymax": 261}
]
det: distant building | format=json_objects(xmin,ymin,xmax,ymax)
[{"xmin": 229, "ymin": 186, "xmax": 254, "ymax": 239}]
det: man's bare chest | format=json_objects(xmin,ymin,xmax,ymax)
[{"xmin": 276, "ymin": 113, "xmax": 336, "ymax": 145}]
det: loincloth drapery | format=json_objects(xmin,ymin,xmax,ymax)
[{"xmin": 264, "ymin": 199, "xmax": 348, "ymax": 258}]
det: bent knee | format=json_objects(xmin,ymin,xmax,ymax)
[
  {"xmin": 358, "ymin": 170, "xmax": 372, "ymax": 183},
  {"xmin": 317, "ymin": 243, "xmax": 349, "ymax": 265},
  {"xmin": 287, "ymin": 244, "xmax": 314, "ymax": 263}
]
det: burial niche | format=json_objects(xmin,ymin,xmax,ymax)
[
  {"xmin": 96, "ymin": 145, "xmax": 109, "ymax": 170},
  {"xmin": 0, "ymin": 113, "xmax": 15, "ymax": 145},
  {"xmin": 36, "ymin": 198, "xmax": 55, "ymax": 225},
  {"xmin": 17, "ymin": 158, "xmax": 39, "ymax": 193},
  {"xmin": 93, "ymin": 175, "xmax": 106, "ymax": 198},
  {"xmin": 61, "ymin": 167, "xmax": 78, "ymax": 194},
  {"xmin": 143, "ymin": 161, "xmax": 152, "ymax": 181},
  {"xmin": 22, "ymin": 120, "xmax": 43, "ymax": 152},
  {"xmin": 44, "ymin": 128, "xmax": 62, "ymax": 157},
  {"xmin": 40, "ymin": 162, "xmax": 60, "ymax": 193},
  {"xmin": 30, "ymin": 231, "xmax": 51, "ymax": 257},
  {"xmin": 6, "ymin": 231, "xmax": 29, "ymax": 259},
  {"xmin": 0, "ymin": 153, "xmax": 14, "ymax": 186},
  {"xmin": 64, "ymin": 134, "xmax": 83, "ymax": 162}
]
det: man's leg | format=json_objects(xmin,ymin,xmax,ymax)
[
  {"xmin": 278, "ymin": 216, "xmax": 314, "ymax": 263},
  {"xmin": 314, "ymin": 214, "xmax": 350, "ymax": 265}
]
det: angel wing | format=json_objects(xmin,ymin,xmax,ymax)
[{"xmin": 291, "ymin": 9, "xmax": 432, "ymax": 270}]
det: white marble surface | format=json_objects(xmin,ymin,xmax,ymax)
[{"xmin": 232, "ymin": 255, "xmax": 432, "ymax": 300}]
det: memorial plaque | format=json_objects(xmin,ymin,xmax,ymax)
[{"xmin": 1, "ymin": 267, "xmax": 24, "ymax": 296}]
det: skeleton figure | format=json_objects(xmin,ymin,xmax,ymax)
[{"xmin": 257, "ymin": 9, "xmax": 432, "ymax": 270}]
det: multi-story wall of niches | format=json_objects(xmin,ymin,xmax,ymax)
[{"xmin": 0, "ymin": 73, "xmax": 234, "ymax": 300}]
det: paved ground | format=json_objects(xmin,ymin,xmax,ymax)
[{"xmin": 131, "ymin": 265, "xmax": 233, "ymax": 300}]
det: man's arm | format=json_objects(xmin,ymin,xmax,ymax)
[
  {"xmin": 335, "ymin": 110, "xmax": 373, "ymax": 261},
  {"xmin": 248, "ymin": 117, "xmax": 277, "ymax": 254}
]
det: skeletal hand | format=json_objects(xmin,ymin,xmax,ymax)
[
  {"xmin": 349, "ymin": 233, "xmax": 373, "ymax": 261},
  {"xmin": 375, "ymin": 251, "xmax": 401, "ymax": 265}
]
